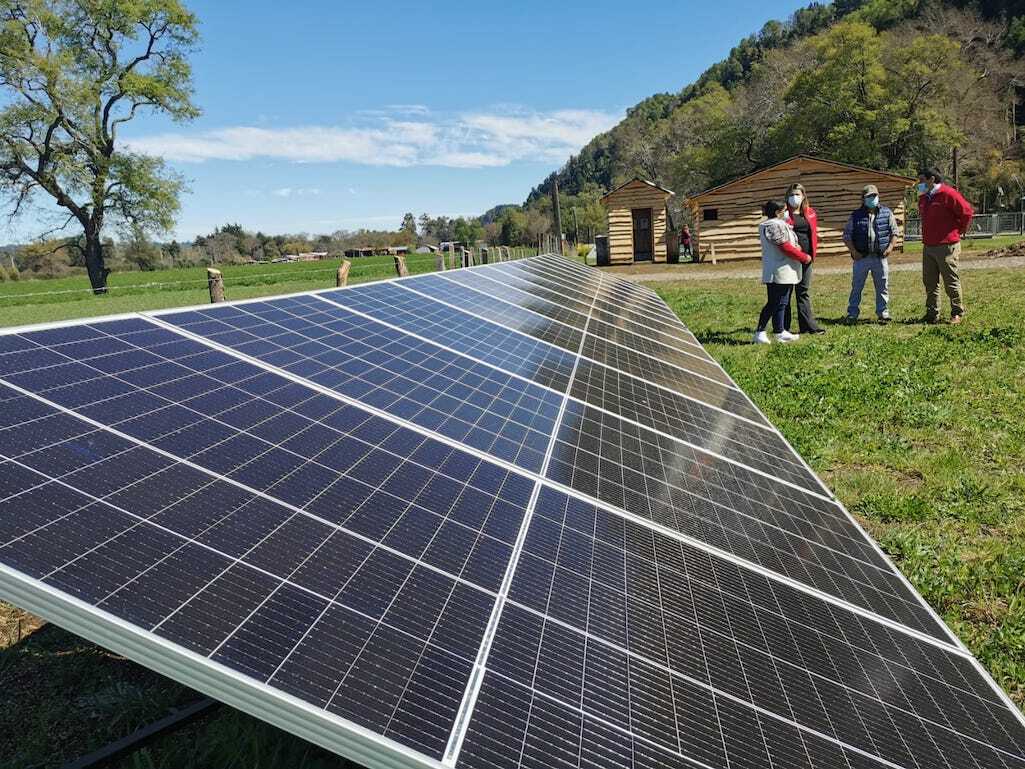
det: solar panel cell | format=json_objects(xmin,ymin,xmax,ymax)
[
  {"xmin": 570, "ymin": 357, "xmax": 821, "ymax": 491},
  {"xmin": 442, "ymin": 268, "xmax": 590, "ymax": 328},
  {"xmin": 320, "ymin": 284, "xmax": 578, "ymax": 391},
  {"xmin": 0, "ymin": 387, "xmax": 523, "ymax": 761},
  {"xmin": 400, "ymin": 274, "xmax": 584, "ymax": 353},
  {"xmin": 160, "ymin": 296, "xmax": 561, "ymax": 473},
  {"xmin": 481, "ymin": 487, "xmax": 1025, "ymax": 769},
  {"xmin": 586, "ymin": 318, "xmax": 731, "ymax": 383}
]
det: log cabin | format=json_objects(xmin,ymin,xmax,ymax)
[
  {"xmin": 600, "ymin": 178, "xmax": 674, "ymax": 264},
  {"xmin": 686, "ymin": 156, "xmax": 916, "ymax": 261}
]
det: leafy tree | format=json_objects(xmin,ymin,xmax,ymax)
[
  {"xmin": 497, "ymin": 208, "xmax": 527, "ymax": 245},
  {"xmin": 17, "ymin": 238, "xmax": 73, "ymax": 275},
  {"xmin": 163, "ymin": 239, "xmax": 180, "ymax": 267},
  {"xmin": 849, "ymin": 0, "xmax": 922, "ymax": 28},
  {"xmin": 453, "ymin": 217, "xmax": 484, "ymax": 246},
  {"xmin": 262, "ymin": 240, "xmax": 281, "ymax": 261},
  {"xmin": 122, "ymin": 227, "xmax": 161, "ymax": 270},
  {"xmin": 778, "ymin": 22, "xmax": 967, "ymax": 169},
  {"xmin": 0, "ymin": 0, "xmax": 200, "ymax": 292},
  {"xmin": 399, "ymin": 212, "xmax": 417, "ymax": 238}
]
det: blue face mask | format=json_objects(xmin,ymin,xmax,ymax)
[
  {"xmin": 864, "ymin": 195, "xmax": 879, "ymax": 208},
  {"xmin": 917, "ymin": 182, "xmax": 929, "ymax": 194}
]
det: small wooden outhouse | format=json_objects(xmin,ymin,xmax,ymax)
[
  {"xmin": 686, "ymin": 156, "xmax": 916, "ymax": 261},
  {"xmin": 600, "ymin": 178, "xmax": 674, "ymax": 264}
]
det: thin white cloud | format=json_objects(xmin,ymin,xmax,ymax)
[
  {"xmin": 125, "ymin": 107, "xmax": 621, "ymax": 169},
  {"xmin": 271, "ymin": 187, "xmax": 321, "ymax": 198}
]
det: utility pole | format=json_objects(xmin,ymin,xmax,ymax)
[
  {"xmin": 952, "ymin": 146, "xmax": 959, "ymax": 188},
  {"xmin": 572, "ymin": 207, "xmax": 579, "ymax": 245},
  {"xmin": 550, "ymin": 178, "xmax": 563, "ymax": 255}
]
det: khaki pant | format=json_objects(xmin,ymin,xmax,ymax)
[{"xmin": 922, "ymin": 243, "xmax": 965, "ymax": 319}]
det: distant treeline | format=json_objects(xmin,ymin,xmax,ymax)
[{"xmin": 0, "ymin": 211, "xmax": 551, "ymax": 279}]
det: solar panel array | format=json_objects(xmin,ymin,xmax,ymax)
[{"xmin": 1, "ymin": 253, "xmax": 1022, "ymax": 769}]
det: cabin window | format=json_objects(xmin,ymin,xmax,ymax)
[{"xmin": 702, "ymin": 208, "xmax": 719, "ymax": 221}]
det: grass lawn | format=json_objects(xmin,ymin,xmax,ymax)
[
  {"xmin": 0, "ymin": 262, "xmax": 1023, "ymax": 768},
  {"xmin": 0, "ymin": 249, "xmax": 540, "ymax": 328}
]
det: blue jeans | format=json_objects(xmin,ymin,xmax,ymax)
[
  {"xmin": 757, "ymin": 283, "xmax": 794, "ymax": 333},
  {"xmin": 848, "ymin": 256, "xmax": 889, "ymax": 318}
]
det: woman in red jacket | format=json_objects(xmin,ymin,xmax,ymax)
[{"xmin": 783, "ymin": 183, "xmax": 825, "ymax": 334}]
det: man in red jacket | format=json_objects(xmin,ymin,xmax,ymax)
[{"xmin": 918, "ymin": 167, "xmax": 974, "ymax": 324}]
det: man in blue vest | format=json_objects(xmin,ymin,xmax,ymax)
[{"xmin": 842, "ymin": 184, "xmax": 901, "ymax": 323}]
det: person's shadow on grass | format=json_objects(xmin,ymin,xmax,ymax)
[{"xmin": 696, "ymin": 329, "xmax": 763, "ymax": 346}]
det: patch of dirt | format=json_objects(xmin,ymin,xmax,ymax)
[
  {"xmin": 978, "ymin": 240, "xmax": 1025, "ymax": 260},
  {"xmin": 0, "ymin": 603, "xmax": 45, "ymax": 650}
]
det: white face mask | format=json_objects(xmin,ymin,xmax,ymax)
[{"xmin": 787, "ymin": 194, "xmax": 803, "ymax": 208}]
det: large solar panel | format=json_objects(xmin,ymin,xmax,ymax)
[{"xmin": 1, "ymin": 253, "xmax": 1023, "ymax": 769}]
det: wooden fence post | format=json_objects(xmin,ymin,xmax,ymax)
[
  {"xmin": 394, "ymin": 255, "xmax": 409, "ymax": 278},
  {"xmin": 207, "ymin": 268, "xmax": 224, "ymax": 303},
  {"xmin": 461, "ymin": 248, "xmax": 470, "ymax": 268},
  {"xmin": 480, "ymin": 246, "xmax": 489, "ymax": 265},
  {"xmin": 710, "ymin": 243, "xmax": 717, "ymax": 265},
  {"xmin": 435, "ymin": 251, "xmax": 445, "ymax": 271},
  {"xmin": 336, "ymin": 260, "xmax": 351, "ymax": 287}
]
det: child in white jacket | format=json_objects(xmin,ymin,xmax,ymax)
[{"xmin": 754, "ymin": 200, "xmax": 812, "ymax": 344}]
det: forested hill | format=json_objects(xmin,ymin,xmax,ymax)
[{"xmin": 526, "ymin": 0, "xmax": 1025, "ymax": 214}]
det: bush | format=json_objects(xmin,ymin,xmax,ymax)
[
  {"xmin": 0, "ymin": 266, "xmax": 7, "ymax": 282},
  {"xmin": 8, "ymin": 264, "xmax": 20, "ymax": 281},
  {"xmin": 577, "ymin": 243, "xmax": 591, "ymax": 258}
]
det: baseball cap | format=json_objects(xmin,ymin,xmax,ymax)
[{"xmin": 862, "ymin": 184, "xmax": 879, "ymax": 196}]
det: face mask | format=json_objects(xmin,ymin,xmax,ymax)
[
  {"xmin": 787, "ymin": 194, "xmax": 803, "ymax": 208},
  {"xmin": 917, "ymin": 182, "xmax": 929, "ymax": 194},
  {"xmin": 864, "ymin": 195, "xmax": 879, "ymax": 208}
]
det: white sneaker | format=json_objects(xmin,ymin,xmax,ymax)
[
  {"xmin": 753, "ymin": 330, "xmax": 771, "ymax": 344},
  {"xmin": 776, "ymin": 330, "xmax": 800, "ymax": 343}
]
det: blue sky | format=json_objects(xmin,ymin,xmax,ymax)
[{"xmin": 4, "ymin": 0, "xmax": 811, "ymax": 244}]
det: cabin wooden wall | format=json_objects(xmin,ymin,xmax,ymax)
[
  {"xmin": 604, "ymin": 181, "xmax": 670, "ymax": 264},
  {"xmin": 689, "ymin": 161, "xmax": 911, "ymax": 261}
]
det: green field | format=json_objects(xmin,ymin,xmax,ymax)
[
  {"xmin": 0, "ymin": 249, "xmax": 540, "ymax": 328},
  {"xmin": 1, "ymin": 263, "xmax": 1023, "ymax": 768}
]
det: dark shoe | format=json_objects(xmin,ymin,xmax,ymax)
[
  {"xmin": 921, "ymin": 314, "xmax": 939, "ymax": 325},
  {"xmin": 878, "ymin": 314, "xmax": 891, "ymax": 324},
  {"xmin": 805, "ymin": 327, "xmax": 826, "ymax": 334},
  {"xmin": 843, "ymin": 316, "xmax": 857, "ymax": 325}
]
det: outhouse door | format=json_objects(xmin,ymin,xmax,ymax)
[{"xmin": 632, "ymin": 208, "xmax": 653, "ymax": 261}]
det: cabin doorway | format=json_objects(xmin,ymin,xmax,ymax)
[{"xmin": 632, "ymin": 208, "xmax": 653, "ymax": 261}]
